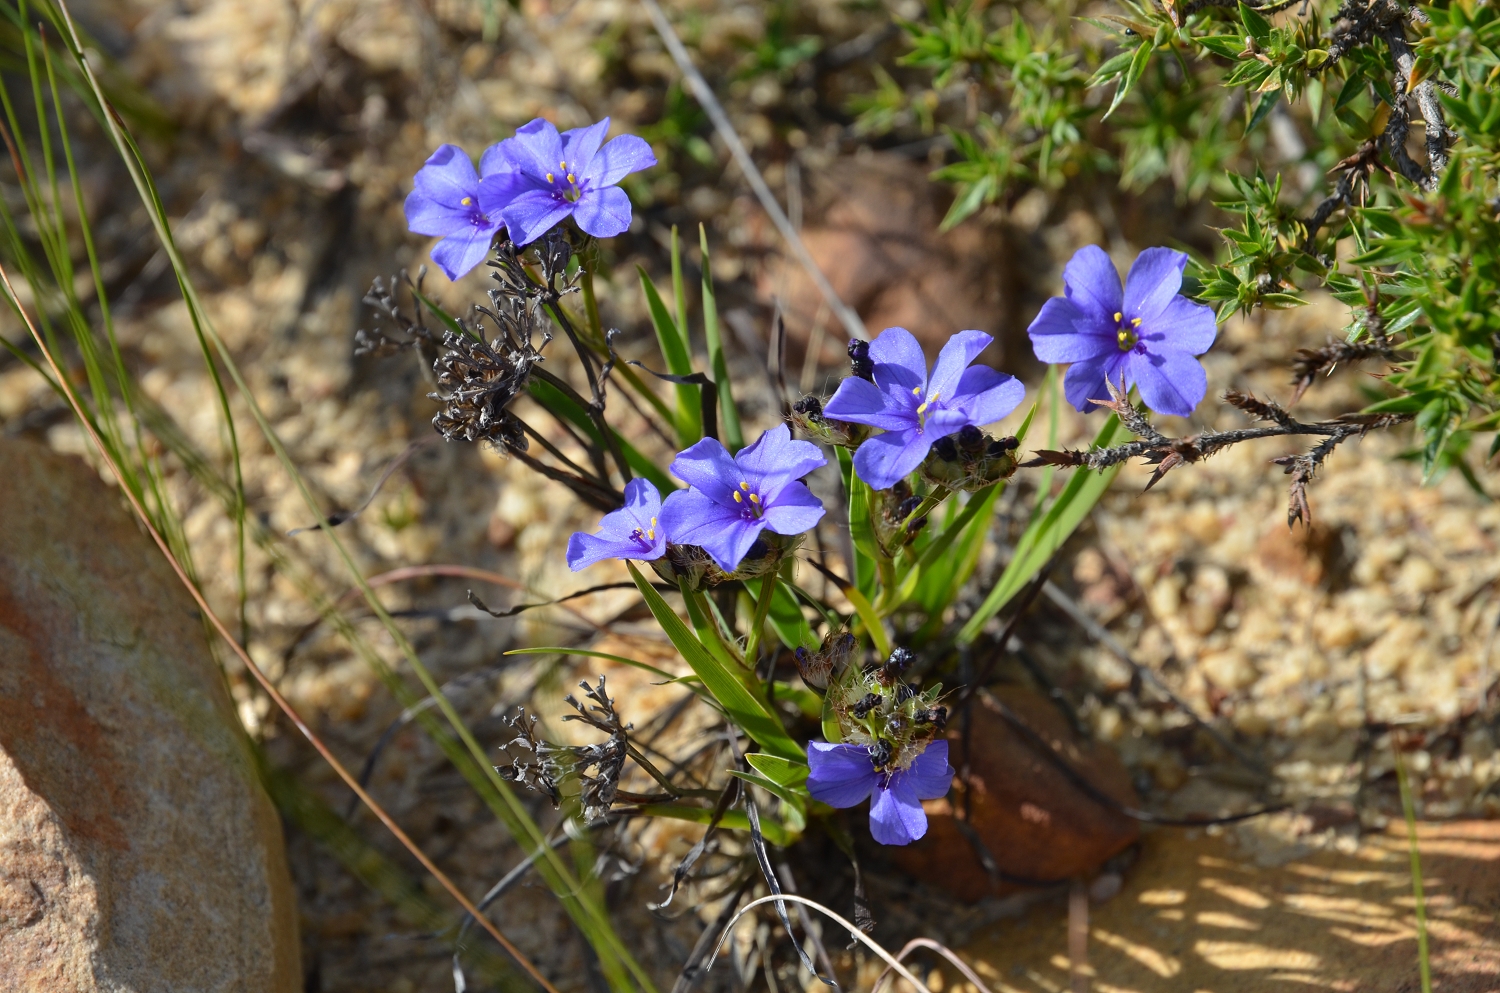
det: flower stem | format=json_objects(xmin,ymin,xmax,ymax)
[
  {"xmin": 744, "ymin": 569, "xmax": 780, "ymax": 671},
  {"xmin": 1395, "ymin": 744, "xmax": 1432, "ymax": 993}
]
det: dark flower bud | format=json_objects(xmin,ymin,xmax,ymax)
[
  {"xmin": 932, "ymin": 436, "xmax": 959, "ymax": 462},
  {"xmin": 904, "ymin": 516, "xmax": 928, "ymax": 539},
  {"xmin": 880, "ymin": 647, "xmax": 915, "ymax": 682},
  {"xmin": 792, "ymin": 395, "xmax": 824, "ymax": 418},
  {"xmin": 867, "ymin": 738, "xmax": 894, "ymax": 769},
  {"xmin": 915, "ymin": 705, "xmax": 949, "ymax": 730},
  {"xmin": 742, "ymin": 538, "xmax": 771, "ymax": 561},
  {"xmin": 957, "ymin": 424, "xmax": 986, "ymax": 452},
  {"xmin": 848, "ymin": 339, "xmax": 874, "ymax": 381},
  {"xmin": 987, "ymin": 436, "xmax": 1020, "ymax": 456},
  {"xmin": 895, "ymin": 682, "xmax": 917, "ymax": 704},
  {"xmin": 896, "ymin": 495, "xmax": 922, "ymax": 520},
  {"xmin": 852, "ymin": 692, "xmax": 883, "ymax": 719}
]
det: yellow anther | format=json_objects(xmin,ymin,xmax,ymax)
[
  {"xmin": 647, "ymin": 529, "xmax": 656, "ymax": 540},
  {"xmin": 916, "ymin": 402, "xmax": 930, "ymax": 415},
  {"xmin": 1131, "ymin": 317, "xmax": 1142, "ymax": 327},
  {"xmin": 566, "ymin": 173, "xmax": 575, "ymax": 184},
  {"xmin": 559, "ymin": 160, "xmax": 567, "ymax": 169},
  {"xmin": 1113, "ymin": 311, "xmax": 1123, "ymax": 323},
  {"xmin": 546, "ymin": 172, "xmax": 555, "ymax": 183},
  {"xmin": 912, "ymin": 386, "xmax": 922, "ymax": 396},
  {"xmin": 748, "ymin": 493, "xmax": 760, "ymax": 504},
  {"xmin": 929, "ymin": 391, "xmax": 941, "ymax": 403},
  {"xmin": 650, "ymin": 516, "xmax": 657, "ymax": 526},
  {"xmin": 733, "ymin": 491, "xmax": 743, "ymax": 503},
  {"xmin": 460, "ymin": 196, "xmax": 472, "ymax": 206},
  {"xmin": 739, "ymin": 481, "xmax": 750, "ymax": 491}
]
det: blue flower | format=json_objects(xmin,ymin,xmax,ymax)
[
  {"xmin": 478, "ymin": 117, "xmax": 657, "ymax": 246},
  {"xmin": 404, "ymin": 143, "xmax": 509, "ymax": 281},
  {"xmin": 566, "ymin": 478, "xmax": 668, "ymax": 570},
  {"xmin": 822, "ymin": 328, "xmax": 1025, "ymax": 490},
  {"xmin": 659, "ymin": 425, "xmax": 826, "ymax": 573},
  {"xmin": 1027, "ymin": 246, "xmax": 1218, "ymax": 417},
  {"xmin": 807, "ymin": 740, "xmax": 953, "ymax": 846}
]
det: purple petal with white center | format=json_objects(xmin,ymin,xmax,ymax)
[
  {"xmin": 758, "ymin": 480, "xmax": 826, "ymax": 536},
  {"xmin": 927, "ymin": 330, "xmax": 993, "ymax": 401},
  {"xmin": 1062, "ymin": 245, "xmax": 1123, "ymax": 321},
  {"xmin": 505, "ymin": 118, "xmax": 566, "ymax": 182},
  {"xmin": 405, "ymin": 192, "xmax": 475, "ymax": 238},
  {"xmin": 668, "ymin": 436, "xmax": 741, "ymax": 506},
  {"xmin": 477, "ymin": 170, "xmax": 545, "ymax": 217},
  {"xmin": 572, "ymin": 185, "xmax": 634, "ymax": 239},
  {"xmin": 429, "ymin": 225, "xmax": 498, "ymax": 281},
  {"xmin": 561, "ymin": 118, "xmax": 610, "ymax": 177},
  {"xmin": 867, "ymin": 327, "xmax": 927, "ymax": 396},
  {"xmin": 806, "ymin": 743, "xmax": 879, "ymax": 808},
  {"xmin": 500, "ymin": 189, "xmax": 576, "ymax": 247},
  {"xmin": 1027, "ymin": 297, "xmax": 1117, "ymax": 364},
  {"xmin": 1127, "ymin": 348, "xmax": 1207, "ymax": 417},
  {"xmin": 952, "ymin": 366, "xmax": 1025, "ymax": 426},
  {"xmin": 1063, "ymin": 353, "xmax": 1126, "ymax": 413},
  {"xmin": 584, "ymin": 134, "xmax": 657, "ymax": 187},
  {"xmin": 900, "ymin": 741, "xmax": 954, "ymax": 800},
  {"xmin": 822, "ymin": 376, "xmax": 914, "ymax": 432},
  {"xmin": 1144, "ymin": 295, "xmax": 1217, "ymax": 355},
  {"xmin": 869, "ymin": 774, "xmax": 927, "ymax": 845},
  {"xmin": 1123, "ymin": 247, "xmax": 1188, "ymax": 323},
  {"xmin": 732, "ymin": 425, "xmax": 826, "ymax": 491}
]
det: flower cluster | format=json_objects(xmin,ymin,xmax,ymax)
[
  {"xmin": 405, "ymin": 117, "xmax": 656, "ymax": 280},
  {"xmin": 567, "ymin": 425, "xmax": 826, "ymax": 576}
]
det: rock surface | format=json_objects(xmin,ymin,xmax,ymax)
[
  {"xmin": 890, "ymin": 686, "xmax": 1141, "ymax": 902},
  {"xmin": 0, "ymin": 439, "xmax": 300, "ymax": 992}
]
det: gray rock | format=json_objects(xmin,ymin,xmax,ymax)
[{"xmin": 0, "ymin": 438, "xmax": 300, "ymax": 992}]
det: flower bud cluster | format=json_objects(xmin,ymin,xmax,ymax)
[{"xmin": 825, "ymin": 646, "xmax": 947, "ymax": 774}]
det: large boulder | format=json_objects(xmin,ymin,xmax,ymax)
[
  {"xmin": 891, "ymin": 685, "xmax": 1140, "ymax": 902},
  {"xmin": 0, "ymin": 439, "xmax": 300, "ymax": 992}
]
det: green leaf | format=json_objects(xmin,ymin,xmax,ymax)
[
  {"xmin": 525, "ymin": 378, "xmax": 674, "ymax": 493},
  {"xmin": 1239, "ymin": 1, "xmax": 1271, "ymax": 46},
  {"xmin": 957, "ymin": 413, "xmax": 1132, "ymax": 644},
  {"xmin": 750, "ymin": 576, "xmax": 819, "ymax": 652},
  {"xmin": 1247, "ymin": 88, "xmax": 1282, "ymax": 133},
  {"xmin": 700, "ymin": 224, "xmax": 744, "ymax": 452},
  {"xmin": 627, "ymin": 563, "xmax": 803, "ymax": 760},
  {"xmin": 746, "ymin": 752, "xmax": 810, "ymax": 786},
  {"xmin": 638, "ymin": 266, "xmax": 702, "ymax": 446},
  {"xmin": 836, "ymin": 447, "xmax": 878, "ymax": 598},
  {"xmin": 1103, "ymin": 39, "xmax": 1153, "ymax": 119}
]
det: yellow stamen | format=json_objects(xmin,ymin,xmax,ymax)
[
  {"xmin": 566, "ymin": 173, "xmax": 575, "ymax": 184},
  {"xmin": 647, "ymin": 529, "xmax": 656, "ymax": 540},
  {"xmin": 559, "ymin": 160, "xmax": 567, "ymax": 169},
  {"xmin": 748, "ymin": 493, "xmax": 760, "ymax": 504},
  {"xmin": 460, "ymin": 196, "xmax": 472, "ymax": 206},
  {"xmin": 739, "ymin": 481, "xmax": 750, "ymax": 491},
  {"xmin": 916, "ymin": 402, "xmax": 929, "ymax": 415},
  {"xmin": 733, "ymin": 491, "xmax": 743, "ymax": 503},
  {"xmin": 650, "ymin": 516, "xmax": 657, "ymax": 526},
  {"xmin": 546, "ymin": 172, "xmax": 554, "ymax": 183},
  {"xmin": 912, "ymin": 386, "xmax": 922, "ymax": 396},
  {"xmin": 1113, "ymin": 311, "xmax": 1123, "ymax": 323},
  {"xmin": 1131, "ymin": 316, "xmax": 1142, "ymax": 327}
]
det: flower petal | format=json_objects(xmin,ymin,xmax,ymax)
[
  {"xmin": 698, "ymin": 519, "xmax": 765, "ymax": 573},
  {"xmin": 759, "ymin": 480, "xmax": 826, "ymax": 536},
  {"xmin": 1128, "ymin": 348, "xmax": 1207, "ymax": 418},
  {"xmin": 953, "ymin": 366, "xmax": 1025, "ymax": 427},
  {"xmin": 583, "ymin": 134, "xmax": 657, "ymax": 187},
  {"xmin": 806, "ymin": 743, "xmax": 878, "ymax": 808},
  {"xmin": 1027, "ymin": 297, "xmax": 1116, "ymax": 364},
  {"xmin": 867, "ymin": 327, "xmax": 927, "ymax": 396},
  {"xmin": 659, "ymin": 489, "xmax": 763, "ymax": 570},
  {"xmin": 500, "ymin": 189, "xmax": 575, "ymax": 247},
  {"xmin": 572, "ymin": 185, "xmax": 634, "ymax": 239},
  {"xmin": 1143, "ymin": 294, "xmax": 1217, "ymax": 356},
  {"xmin": 561, "ymin": 118, "xmax": 610, "ymax": 177},
  {"xmin": 429, "ymin": 225, "xmax": 497, "ymax": 281},
  {"xmin": 733, "ymin": 425, "xmax": 826, "ymax": 489},
  {"xmin": 412, "ymin": 144, "xmax": 480, "ymax": 205},
  {"xmin": 927, "ymin": 330, "xmax": 993, "ymax": 401},
  {"xmin": 1063, "ymin": 353, "xmax": 1125, "ymax": 413},
  {"xmin": 405, "ymin": 191, "xmax": 472, "ymax": 238},
  {"xmin": 822, "ymin": 376, "xmax": 914, "ymax": 433},
  {"xmin": 901, "ymin": 740, "xmax": 954, "ymax": 801},
  {"xmin": 503, "ymin": 118, "xmax": 566, "ymax": 183},
  {"xmin": 477, "ymin": 169, "xmax": 545, "ymax": 217},
  {"xmin": 1062, "ymin": 245, "xmax": 1123, "ymax": 321},
  {"xmin": 1123, "ymin": 247, "xmax": 1188, "ymax": 323},
  {"xmin": 851, "ymin": 429, "xmax": 928, "ymax": 491},
  {"xmin": 566, "ymin": 530, "xmax": 661, "ymax": 570},
  {"xmin": 869, "ymin": 776, "xmax": 927, "ymax": 845},
  {"xmin": 669, "ymin": 437, "xmax": 741, "ymax": 506}
]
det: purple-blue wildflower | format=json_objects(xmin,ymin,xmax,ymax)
[
  {"xmin": 1027, "ymin": 245, "xmax": 1218, "ymax": 417},
  {"xmin": 477, "ymin": 117, "xmax": 656, "ymax": 246},
  {"xmin": 658, "ymin": 425, "xmax": 826, "ymax": 573},
  {"xmin": 806, "ymin": 740, "xmax": 953, "ymax": 846},
  {"xmin": 822, "ymin": 328, "xmax": 1025, "ymax": 490},
  {"xmin": 405, "ymin": 144, "xmax": 509, "ymax": 281},
  {"xmin": 566, "ymin": 478, "xmax": 667, "ymax": 570}
]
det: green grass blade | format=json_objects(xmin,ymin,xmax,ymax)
[
  {"xmin": 638, "ymin": 265, "xmax": 701, "ymax": 445},
  {"xmin": 957, "ymin": 412, "xmax": 1131, "ymax": 645},
  {"xmin": 836, "ymin": 447, "xmax": 877, "ymax": 598},
  {"xmin": 699, "ymin": 224, "xmax": 743, "ymax": 451},
  {"xmin": 627, "ymin": 563, "xmax": 803, "ymax": 760}
]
